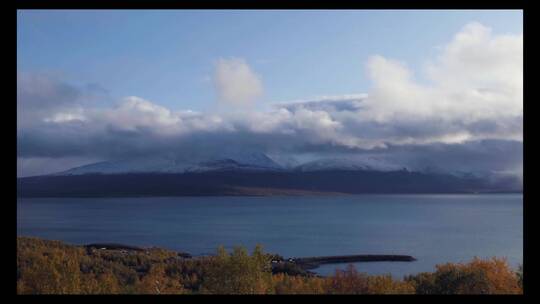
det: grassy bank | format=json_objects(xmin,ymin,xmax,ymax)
[{"xmin": 16, "ymin": 236, "xmax": 522, "ymax": 294}]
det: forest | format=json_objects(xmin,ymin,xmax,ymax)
[{"xmin": 16, "ymin": 236, "xmax": 523, "ymax": 295}]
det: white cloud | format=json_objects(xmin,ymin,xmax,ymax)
[
  {"xmin": 22, "ymin": 22, "xmax": 521, "ymax": 152},
  {"xmin": 213, "ymin": 58, "xmax": 263, "ymax": 107},
  {"xmin": 101, "ymin": 96, "xmax": 181, "ymax": 133},
  {"xmin": 43, "ymin": 110, "xmax": 86, "ymax": 123},
  {"xmin": 17, "ymin": 22, "xmax": 522, "ymax": 178},
  {"xmin": 360, "ymin": 22, "xmax": 522, "ymax": 144}
]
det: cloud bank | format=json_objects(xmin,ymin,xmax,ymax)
[{"xmin": 17, "ymin": 22, "xmax": 522, "ymax": 178}]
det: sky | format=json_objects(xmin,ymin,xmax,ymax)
[{"xmin": 17, "ymin": 10, "xmax": 523, "ymax": 178}]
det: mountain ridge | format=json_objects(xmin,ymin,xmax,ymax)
[
  {"xmin": 18, "ymin": 169, "xmax": 522, "ymax": 197},
  {"xmin": 53, "ymin": 153, "xmax": 409, "ymax": 176},
  {"xmin": 18, "ymin": 152, "xmax": 521, "ymax": 197}
]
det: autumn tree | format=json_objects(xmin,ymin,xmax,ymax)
[
  {"xmin": 365, "ymin": 274, "xmax": 415, "ymax": 294},
  {"xmin": 200, "ymin": 245, "xmax": 272, "ymax": 294},
  {"xmin": 272, "ymin": 273, "xmax": 325, "ymax": 294},
  {"xmin": 323, "ymin": 264, "xmax": 370, "ymax": 294},
  {"xmin": 135, "ymin": 264, "xmax": 185, "ymax": 294},
  {"xmin": 406, "ymin": 257, "xmax": 522, "ymax": 294}
]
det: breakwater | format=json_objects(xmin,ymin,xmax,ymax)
[{"xmin": 292, "ymin": 254, "xmax": 417, "ymax": 269}]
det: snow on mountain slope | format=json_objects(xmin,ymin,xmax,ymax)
[
  {"xmin": 220, "ymin": 151, "xmax": 282, "ymax": 169},
  {"xmin": 55, "ymin": 152, "xmax": 283, "ymax": 175},
  {"xmin": 294, "ymin": 156, "xmax": 404, "ymax": 172},
  {"xmin": 55, "ymin": 157, "xmax": 187, "ymax": 175},
  {"xmin": 265, "ymin": 153, "xmax": 301, "ymax": 169},
  {"xmin": 55, "ymin": 152, "xmax": 411, "ymax": 176},
  {"xmin": 184, "ymin": 159, "xmax": 283, "ymax": 173}
]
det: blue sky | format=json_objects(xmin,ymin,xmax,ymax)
[
  {"xmin": 17, "ymin": 10, "xmax": 523, "ymax": 177},
  {"xmin": 17, "ymin": 10, "xmax": 522, "ymax": 112}
]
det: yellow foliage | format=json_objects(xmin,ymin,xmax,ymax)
[
  {"xmin": 407, "ymin": 257, "xmax": 522, "ymax": 294},
  {"xmin": 17, "ymin": 237, "xmax": 523, "ymax": 295},
  {"xmin": 135, "ymin": 264, "xmax": 185, "ymax": 294},
  {"xmin": 323, "ymin": 264, "xmax": 370, "ymax": 294},
  {"xmin": 200, "ymin": 245, "xmax": 272, "ymax": 294},
  {"xmin": 272, "ymin": 273, "xmax": 325, "ymax": 294},
  {"xmin": 366, "ymin": 274, "xmax": 415, "ymax": 294}
]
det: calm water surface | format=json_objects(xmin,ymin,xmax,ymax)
[{"xmin": 17, "ymin": 194, "xmax": 522, "ymax": 278}]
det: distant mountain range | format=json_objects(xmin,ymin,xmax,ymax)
[
  {"xmin": 53, "ymin": 152, "xmax": 284, "ymax": 175},
  {"xmin": 17, "ymin": 152, "xmax": 522, "ymax": 197}
]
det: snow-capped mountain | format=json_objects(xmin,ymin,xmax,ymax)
[
  {"xmin": 56, "ymin": 153, "xmax": 409, "ymax": 176},
  {"xmin": 55, "ymin": 157, "xmax": 184, "ymax": 175},
  {"xmin": 265, "ymin": 153, "xmax": 302, "ymax": 169},
  {"xmin": 294, "ymin": 156, "xmax": 404, "ymax": 172},
  {"xmin": 184, "ymin": 159, "xmax": 282, "ymax": 173},
  {"xmin": 56, "ymin": 152, "xmax": 283, "ymax": 175},
  {"xmin": 22, "ymin": 152, "xmax": 522, "ymax": 197}
]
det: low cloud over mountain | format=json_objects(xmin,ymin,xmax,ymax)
[{"xmin": 17, "ymin": 22, "xmax": 522, "ymax": 181}]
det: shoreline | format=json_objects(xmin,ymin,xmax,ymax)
[
  {"xmin": 17, "ymin": 236, "xmax": 523, "ymax": 295},
  {"xmin": 17, "ymin": 191, "xmax": 523, "ymax": 199},
  {"xmin": 42, "ymin": 239, "xmax": 418, "ymax": 276}
]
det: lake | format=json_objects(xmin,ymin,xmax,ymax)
[{"xmin": 17, "ymin": 194, "xmax": 523, "ymax": 278}]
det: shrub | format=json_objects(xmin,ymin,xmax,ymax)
[
  {"xmin": 517, "ymin": 264, "xmax": 523, "ymax": 290},
  {"xmin": 323, "ymin": 264, "xmax": 370, "ymax": 294},
  {"xmin": 272, "ymin": 273, "xmax": 325, "ymax": 294},
  {"xmin": 17, "ymin": 237, "xmax": 523, "ymax": 295},
  {"xmin": 17, "ymin": 238, "xmax": 83, "ymax": 294},
  {"xmin": 366, "ymin": 274, "xmax": 415, "ymax": 294},
  {"xmin": 200, "ymin": 245, "xmax": 273, "ymax": 294},
  {"xmin": 135, "ymin": 264, "xmax": 185, "ymax": 294},
  {"xmin": 406, "ymin": 257, "xmax": 522, "ymax": 294}
]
